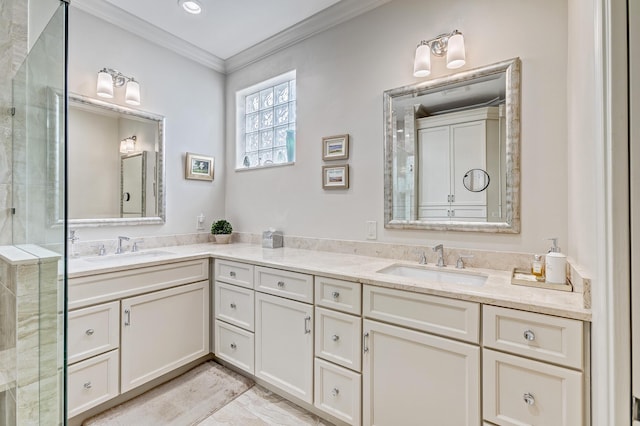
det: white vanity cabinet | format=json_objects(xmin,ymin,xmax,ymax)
[
  {"xmin": 482, "ymin": 306, "xmax": 586, "ymax": 426},
  {"xmin": 362, "ymin": 285, "xmax": 481, "ymax": 426},
  {"xmin": 254, "ymin": 266, "xmax": 314, "ymax": 403},
  {"xmin": 67, "ymin": 258, "xmax": 210, "ymax": 418},
  {"xmin": 67, "ymin": 301, "xmax": 120, "ymax": 417},
  {"xmin": 120, "ymin": 280, "xmax": 209, "ymax": 392},
  {"xmin": 417, "ymin": 106, "xmax": 500, "ymax": 221},
  {"xmin": 213, "ymin": 259, "xmax": 256, "ymax": 374},
  {"xmin": 313, "ymin": 277, "xmax": 362, "ymax": 425}
]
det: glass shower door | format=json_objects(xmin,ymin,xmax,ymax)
[{"xmin": 10, "ymin": 3, "xmax": 67, "ymax": 424}]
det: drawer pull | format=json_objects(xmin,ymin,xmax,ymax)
[
  {"xmin": 331, "ymin": 291, "xmax": 340, "ymax": 300},
  {"xmin": 230, "ymin": 271, "xmax": 236, "ymax": 278},
  {"xmin": 363, "ymin": 332, "xmax": 370, "ymax": 353},
  {"xmin": 523, "ymin": 329, "xmax": 536, "ymax": 341},
  {"xmin": 523, "ymin": 393, "xmax": 535, "ymax": 405},
  {"xmin": 304, "ymin": 316, "xmax": 312, "ymax": 334},
  {"xmin": 85, "ymin": 329, "xmax": 95, "ymax": 336},
  {"xmin": 277, "ymin": 281, "xmax": 285, "ymax": 288},
  {"xmin": 83, "ymin": 382, "xmax": 92, "ymax": 389},
  {"xmin": 230, "ymin": 343, "xmax": 237, "ymax": 350},
  {"xmin": 331, "ymin": 334, "xmax": 340, "ymax": 342},
  {"xmin": 331, "ymin": 387, "xmax": 340, "ymax": 397},
  {"xmin": 124, "ymin": 309, "xmax": 131, "ymax": 326},
  {"xmin": 230, "ymin": 303, "xmax": 237, "ymax": 309}
]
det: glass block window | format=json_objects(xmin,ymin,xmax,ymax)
[{"xmin": 236, "ymin": 71, "xmax": 296, "ymax": 169}]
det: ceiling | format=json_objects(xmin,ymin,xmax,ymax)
[{"xmin": 73, "ymin": 0, "xmax": 391, "ymax": 73}]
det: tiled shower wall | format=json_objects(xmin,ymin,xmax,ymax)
[
  {"xmin": 0, "ymin": 0, "xmax": 28, "ymax": 245},
  {"xmin": 0, "ymin": 1, "xmax": 28, "ymax": 424}
]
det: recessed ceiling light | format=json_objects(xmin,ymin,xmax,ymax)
[{"xmin": 178, "ymin": 0, "xmax": 202, "ymax": 14}]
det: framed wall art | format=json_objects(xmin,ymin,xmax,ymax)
[
  {"xmin": 322, "ymin": 134, "xmax": 349, "ymax": 160},
  {"xmin": 322, "ymin": 164, "xmax": 349, "ymax": 189},
  {"xmin": 185, "ymin": 152, "xmax": 214, "ymax": 181}
]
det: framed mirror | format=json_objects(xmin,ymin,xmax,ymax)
[
  {"xmin": 383, "ymin": 58, "xmax": 520, "ymax": 233},
  {"xmin": 48, "ymin": 91, "xmax": 166, "ymax": 226}
]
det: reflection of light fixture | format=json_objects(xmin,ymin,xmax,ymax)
[
  {"xmin": 119, "ymin": 136, "xmax": 136, "ymax": 154},
  {"xmin": 413, "ymin": 30, "xmax": 466, "ymax": 77},
  {"xmin": 178, "ymin": 0, "xmax": 202, "ymax": 14},
  {"xmin": 97, "ymin": 68, "xmax": 141, "ymax": 105}
]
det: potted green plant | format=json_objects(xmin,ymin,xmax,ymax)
[{"xmin": 211, "ymin": 219, "xmax": 233, "ymax": 244}]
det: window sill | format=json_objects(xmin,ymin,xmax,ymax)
[{"xmin": 235, "ymin": 161, "xmax": 295, "ymax": 172}]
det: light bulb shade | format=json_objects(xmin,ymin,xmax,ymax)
[
  {"xmin": 125, "ymin": 80, "xmax": 141, "ymax": 105},
  {"xmin": 97, "ymin": 71, "xmax": 114, "ymax": 98},
  {"xmin": 119, "ymin": 140, "xmax": 128, "ymax": 154},
  {"xmin": 446, "ymin": 33, "xmax": 466, "ymax": 69},
  {"xmin": 125, "ymin": 138, "xmax": 135, "ymax": 152},
  {"xmin": 413, "ymin": 43, "xmax": 431, "ymax": 77}
]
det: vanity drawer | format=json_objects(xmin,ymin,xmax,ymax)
[
  {"xmin": 67, "ymin": 349, "xmax": 120, "ymax": 418},
  {"xmin": 215, "ymin": 259, "xmax": 254, "ymax": 289},
  {"xmin": 315, "ymin": 276, "xmax": 361, "ymax": 315},
  {"xmin": 314, "ymin": 358, "xmax": 361, "ymax": 426},
  {"xmin": 315, "ymin": 307, "xmax": 362, "ymax": 371},
  {"xmin": 68, "ymin": 301, "xmax": 120, "ymax": 364},
  {"xmin": 255, "ymin": 266, "xmax": 313, "ymax": 303},
  {"xmin": 483, "ymin": 349, "xmax": 583, "ymax": 426},
  {"xmin": 483, "ymin": 305, "xmax": 584, "ymax": 369},
  {"xmin": 214, "ymin": 281, "xmax": 254, "ymax": 331},
  {"xmin": 363, "ymin": 285, "xmax": 480, "ymax": 343},
  {"xmin": 215, "ymin": 320, "xmax": 254, "ymax": 374},
  {"xmin": 69, "ymin": 259, "xmax": 209, "ymax": 310}
]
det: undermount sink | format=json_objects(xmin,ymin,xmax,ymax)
[
  {"xmin": 377, "ymin": 264, "xmax": 487, "ymax": 287},
  {"xmin": 82, "ymin": 250, "xmax": 173, "ymax": 263}
]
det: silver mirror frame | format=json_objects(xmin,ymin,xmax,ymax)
[
  {"xmin": 383, "ymin": 57, "xmax": 521, "ymax": 233},
  {"xmin": 48, "ymin": 90, "xmax": 166, "ymax": 227}
]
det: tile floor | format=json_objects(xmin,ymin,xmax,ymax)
[{"xmin": 197, "ymin": 385, "xmax": 333, "ymax": 426}]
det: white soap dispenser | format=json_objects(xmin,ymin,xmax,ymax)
[{"xmin": 545, "ymin": 238, "xmax": 567, "ymax": 284}]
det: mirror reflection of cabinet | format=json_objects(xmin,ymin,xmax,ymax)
[{"xmin": 417, "ymin": 106, "xmax": 502, "ymax": 222}]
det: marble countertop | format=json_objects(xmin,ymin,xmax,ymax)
[{"xmin": 67, "ymin": 243, "xmax": 591, "ymax": 321}]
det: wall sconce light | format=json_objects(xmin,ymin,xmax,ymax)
[
  {"xmin": 97, "ymin": 68, "xmax": 141, "ymax": 105},
  {"xmin": 119, "ymin": 136, "xmax": 136, "ymax": 154},
  {"xmin": 413, "ymin": 30, "xmax": 466, "ymax": 77}
]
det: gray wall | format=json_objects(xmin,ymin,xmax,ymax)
[
  {"xmin": 67, "ymin": 8, "xmax": 227, "ymax": 241},
  {"xmin": 225, "ymin": 0, "xmax": 569, "ymax": 254}
]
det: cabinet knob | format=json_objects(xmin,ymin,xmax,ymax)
[
  {"xmin": 230, "ymin": 343, "xmax": 237, "ymax": 350},
  {"xmin": 85, "ymin": 329, "xmax": 95, "ymax": 336},
  {"xmin": 83, "ymin": 382, "xmax": 92, "ymax": 389},
  {"xmin": 523, "ymin": 393, "xmax": 535, "ymax": 405},
  {"xmin": 229, "ymin": 271, "xmax": 236, "ymax": 278},
  {"xmin": 331, "ymin": 291, "xmax": 340, "ymax": 300},
  {"xmin": 230, "ymin": 303, "xmax": 236, "ymax": 309},
  {"xmin": 331, "ymin": 334, "xmax": 340, "ymax": 342},
  {"xmin": 523, "ymin": 329, "xmax": 536, "ymax": 341},
  {"xmin": 277, "ymin": 281, "xmax": 285, "ymax": 288},
  {"xmin": 331, "ymin": 388, "xmax": 340, "ymax": 397}
]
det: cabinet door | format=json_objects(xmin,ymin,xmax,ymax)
[
  {"xmin": 418, "ymin": 126, "xmax": 451, "ymax": 216},
  {"xmin": 255, "ymin": 292, "xmax": 313, "ymax": 403},
  {"xmin": 451, "ymin": 121, "xmax": 486, "ymax": 207},
  {"xmin": 121, "ymin": 281, "xmax": 209, "ymax": 393},
  {"xmin": 363, "ymin": 319, "xmax": 480, "ymax": 426}
]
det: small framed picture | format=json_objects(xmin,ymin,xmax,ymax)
[
  {"xmin": 322, "ymin": 164, "xmax": 349, "ymax": 189},
  {"xmin": 322, "ymin": 134, "xmax": 349, "ymax": 160},
  {"xmin": 185, "ymin": 152, "xmax": 214, "ymax": 181}
]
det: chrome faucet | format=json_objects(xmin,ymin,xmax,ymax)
[
  {"xmin": 116, "ymin": 236, "xmax": 130, "ymax": 254},
  {"xmin": 418, "ymin": 251, "xmax": 427, "ymax": 265},
  {"xmin": 433, "ymin": 244, "xmax": 445, "ymax": 267},
  {"xmin": 456, "ymin": 254, "xmax": 474, "ymax": 269}
]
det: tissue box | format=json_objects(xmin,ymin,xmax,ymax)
[{"xmin": 262, "ymin": 230, "xmax": 283, "ymax": 248}]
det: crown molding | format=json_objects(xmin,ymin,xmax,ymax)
[
  {"xmin": 71, "ymin": 0, "xmax": 226, "ymax": 73},
  {"xmin": 71, "ymin": 0, "xmax": 391, "ymax": 75},
  {"xmin": 224, "ymin": 0, "xmax": 392, "ymax": 73}
]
